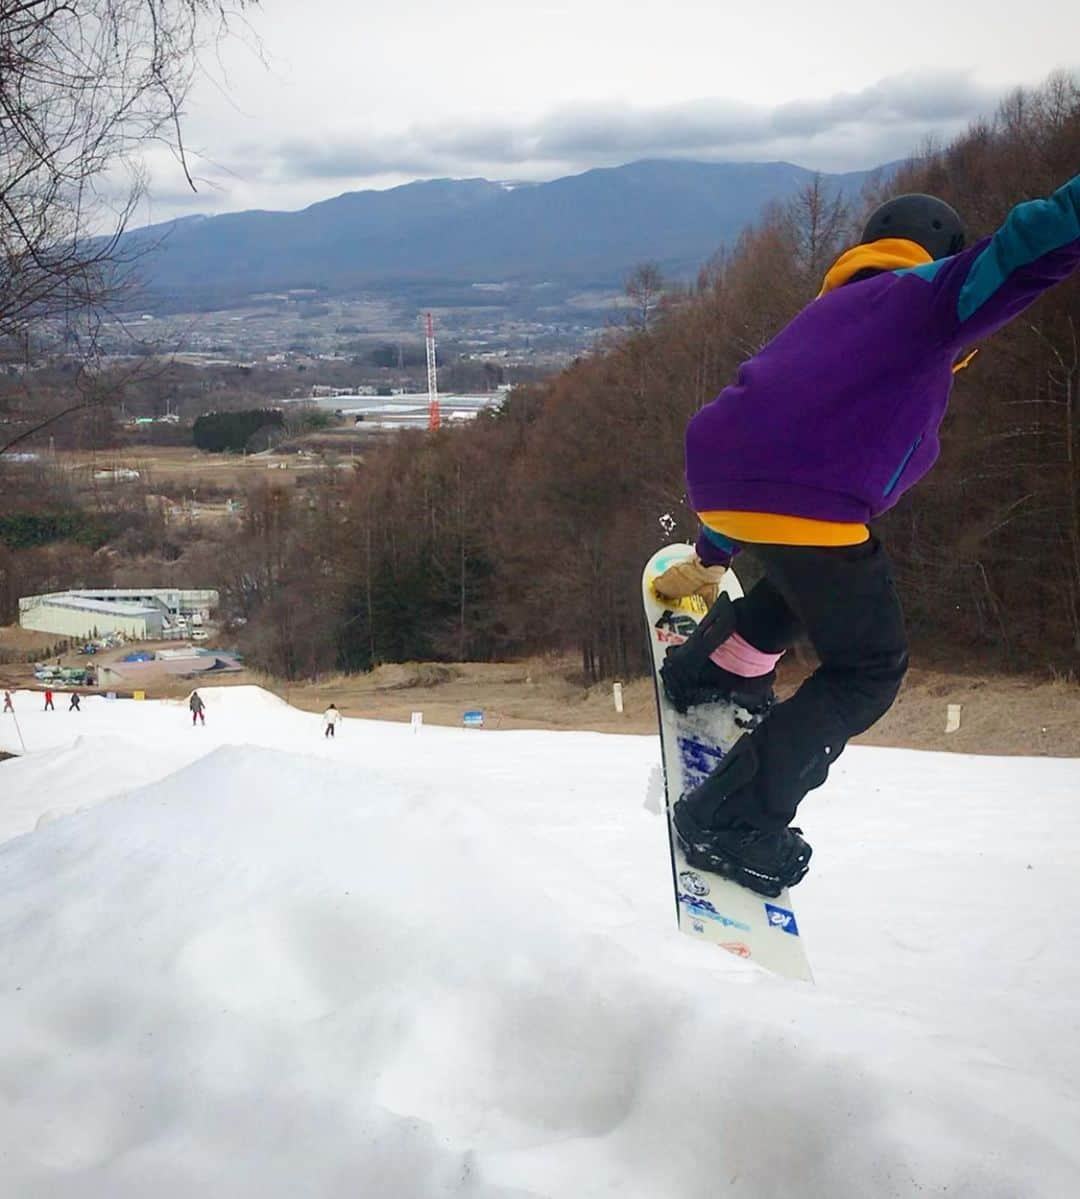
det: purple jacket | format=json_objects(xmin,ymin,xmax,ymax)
[{"xmin": 687, "ymin": 173, "xmax": 1080, "ymax": 554}]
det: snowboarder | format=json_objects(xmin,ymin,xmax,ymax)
[
  {"xmin": 2, "ymin": 691, "xmax": 13, "ymax": 713},
  {"xmin": 654, "ymin": 174, "xmax": 1080, "ymax": 897},
  {"xmin": 43, "ymin": 689, "xmax": 54, "ymax": 711},
  {"xmin": 323, "ymin": 703, "xmax": 341, "ymax": 738},
  {"xmin": 69, "ymin": 693, "xmax": 81, "ymax": 712},
  {"xmin": 189, "ymin": 691, "xmax": 206, "ymax": 726}
]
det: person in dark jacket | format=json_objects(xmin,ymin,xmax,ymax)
[
  {"xmin": 655, "ymin": 174, "xmax": 1080, "ymax": 897},
  {"xmin": 69, "ymin": 693, "xmax": 81, "ymax": 712},
  {"xmin": 189, "ymin": 691, "xmax": 206, "ymax": 726}
]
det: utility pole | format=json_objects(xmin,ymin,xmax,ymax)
[{"xmin": 425, "ymin": 312, "xmax": 440, "ymax": 432}]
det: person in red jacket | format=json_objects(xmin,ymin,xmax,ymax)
[{"xmin": 43, "ymin": 689, "xmax": 54, "ymax": 711}]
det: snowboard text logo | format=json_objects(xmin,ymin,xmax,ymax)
[
  {"xmin": 764, "ymin": 903, "xmax": 799, "ymax": 936},
  {"xmin": 678, "ymin": 892, "xmax": 751, "ymax": 932},
  {"xmin": 653, "ymin": 608, "xmax": 696, "ymax": 645}
]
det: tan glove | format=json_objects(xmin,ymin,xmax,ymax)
[{"xmin": 652, "ymin": 556, "xmax": 727, "ymax": 605}]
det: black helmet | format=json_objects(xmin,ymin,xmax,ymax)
[{"xmin": 861, "ymin": 193, "xmax": 966, "ymax": 260}]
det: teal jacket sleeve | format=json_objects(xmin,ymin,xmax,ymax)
[{"xmin": 911, "ymin": 172, "xmax": 1080, "ymax": 349}]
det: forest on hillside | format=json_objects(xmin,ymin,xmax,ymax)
[{"xmin": 4, "ymin": 74, "xmax": 1079, "ymax": 683}]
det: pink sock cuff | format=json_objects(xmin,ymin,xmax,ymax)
[{"xmin": 709, "ymin": 633, "xmax": 783, "ymax": 678}]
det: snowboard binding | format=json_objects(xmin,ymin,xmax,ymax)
[
  {"xmin": 672, "ymin": 802, "xmax": 812, "ymax": 899},
  {"xmin": 659, "ymin": 593, "xmax": 776, "ymax": 719},
  {"xmin": 660, "ymin": 593, "xmax": 736, "ymax": 713}
]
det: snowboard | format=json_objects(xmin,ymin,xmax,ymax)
[{"xmin": 643, "ymin": 543, "xmax": 813, "ymax": 982}]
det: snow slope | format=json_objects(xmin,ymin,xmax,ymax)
[{"xmin": 1, "ymin": 687, "xmax": 1079, "ymax": 1197}]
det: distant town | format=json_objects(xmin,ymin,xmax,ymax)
[{"xmin": 3, "ymin": 284, "xmax": 629, "ymax": 380}]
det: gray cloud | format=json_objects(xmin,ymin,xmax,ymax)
[
  {"xmin": 271, "ymin": 69, "xmax": 1001, "ymax": 184},
  {"xmin": 143, "ymin": 66, "xmax": 1047, "ymax": 221}
]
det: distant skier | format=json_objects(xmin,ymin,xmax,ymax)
[
  {"xmin": 189, "ymin": 691, "xmax": 206, "ymax": 726},
  {"xmin": 68, "ymin": 693, "xmax": 81, "ymax": 712},
  {"xmin": 2, "ymin": 691, "xmax": 13, "ymax": 713},
  {"xmin": 43, "ymin": 689, "xmax": 54, "ymax": 712},
  {"xmin": 323, "ymin": 703, "xmax": 341, "ymax": 738},
  {"xmin": 655, "ymin": 173, "xmax": 1080, "ymax": 897}
]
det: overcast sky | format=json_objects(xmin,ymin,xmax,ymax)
[{"xmin": 139, "ymin": 0, "xmax": 1080, "ymax": 222}]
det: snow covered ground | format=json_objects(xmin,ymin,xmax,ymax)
[{"xmin": 1, "ymin": 686, "xmax": 1079, "ymax": 1197}]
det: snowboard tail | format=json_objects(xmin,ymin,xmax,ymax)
[{"xmin": 642, "ymin": 544, "xmax": 813, "ymax": 983}]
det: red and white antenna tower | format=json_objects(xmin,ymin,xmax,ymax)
[{"xmin": 425, "ymin": 312, "xmax": 440, "ymax": 431}]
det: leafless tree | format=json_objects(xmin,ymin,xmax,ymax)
[
  {"xmin": 784, "ymin": 174, "xmax": 852, "ymax": 287},
  {"xmin": 625, "ymin": 261, "xmax": 665, "ymax": 329},
  {"xmin": 1, "ymin": 0, "xmax": 256, "ymax": 447}
]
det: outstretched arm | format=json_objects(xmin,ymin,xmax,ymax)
[{"xmin": 918, "ymin": 172, "xmax": 1080, "ymax": 348}]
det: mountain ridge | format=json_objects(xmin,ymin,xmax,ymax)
[{"xmin": 127, "ymin": 158, "xmax": 893, "ymax": 309}]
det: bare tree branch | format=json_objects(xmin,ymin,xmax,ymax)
[{"xmin": 0, "ymin": 0, "xmax": 258, "ymax": 413}]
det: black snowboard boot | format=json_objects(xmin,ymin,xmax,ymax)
[
  {"xmin": 672, "ymin": 737, "xmax": 811, "ymax": 898},
  {"xmin": 660, "ymin": 593, "xmax": 776, "ymax": 716},
  {"xmin": 690, "ymin": 658, "xmax": 777, "ymax": 716},
  {"xmin": 673, "ymin": 804, "xmax": 811, "ymax": 898}
]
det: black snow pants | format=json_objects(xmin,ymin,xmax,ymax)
[{"xmin": 715, "ymin": 536, "xmax": 908, "ymax": 832}]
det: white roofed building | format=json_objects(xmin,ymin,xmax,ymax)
[{"xmin": 18, "ymin": 588, "xmax": 218, "ymax": 641}]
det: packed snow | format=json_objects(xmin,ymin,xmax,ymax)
[{"xmin": 1, "ymin": 686, "xmax": 1079, "ymax": 1197}]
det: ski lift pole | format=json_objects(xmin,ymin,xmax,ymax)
[{"xmin": 7, "ymin": 708, "xmax": 27, "ymax": 754}]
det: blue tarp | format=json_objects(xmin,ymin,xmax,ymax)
[{"xmin": 121, "ymin": 652, "xmax": 155, "ymax": 663}]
